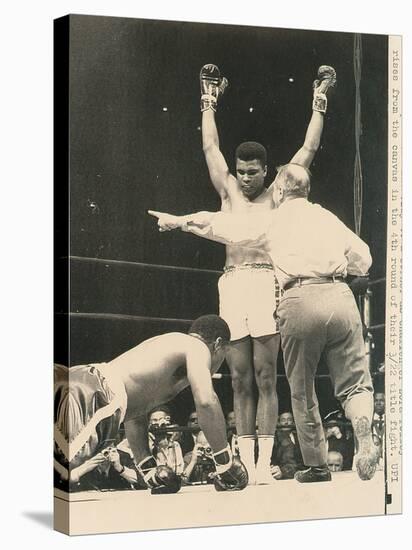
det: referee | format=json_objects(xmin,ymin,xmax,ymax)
[{"xmin": 149, "ymin": 162, "xmax": 379, "ymax": 482}]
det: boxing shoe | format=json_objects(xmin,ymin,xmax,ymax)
[
  {"xmin": 354, "ymin": 416, "xmax": 379, "ymax": 481},
  {"xmin": 294, "ymin": 466, "xmax": 331, "ymax": 483}
]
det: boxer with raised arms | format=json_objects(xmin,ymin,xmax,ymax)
[{"xmin": 196, "ymin": 63, "xmax": 336, "ymax": 484}]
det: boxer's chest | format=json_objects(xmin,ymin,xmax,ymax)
[{"xmin": 223, "ymin": 190, "xmax": 273, "ymax": 213}]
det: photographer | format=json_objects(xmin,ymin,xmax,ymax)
[
  {"xmin": 148, "ymin": 407, "xmax": 184, "ymax": 475},
  {"xmin": 67, "ymin": 443, "xmax": 140, "ymax": 492},
  {"xmin": 182, "ymin": 431, "xmax": 216, "ymax": 485}
]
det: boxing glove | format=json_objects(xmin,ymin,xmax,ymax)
[
  {"xmin": 312, "ymin": 65, "xmax": 337, "ymax": 113},
  {"xmin": 212, "ymin": 445, "xmax": 248, "ymax": 491},
  {"xmin": 214, "ymin": 456, "xmax": 249, "ymax": 492},
  {"xmin": 137, "ymin": 456, "xmax": 182, "ymax": 494},
  {"xmin": 200, "ymin": 64, "xmax": 228, "ymax": 112}
]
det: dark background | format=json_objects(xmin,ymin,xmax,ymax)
[{"xmin": 56, "ymin": 15, "xmax": 388, "ymax": 423}]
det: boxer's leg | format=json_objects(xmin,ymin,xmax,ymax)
[
  {"xmin": 123, "ymin": 415, "xmax": 152, "ymax": 465},
  {"xmin": 219, "ymin": 270, "xmax": 257, "ymax": 483},
  {"xmin": 226, "ymin": 337, "xmax": 257, "ymax": 483},
  {"xmin": 254, "ymin": 334, "xmax": 280, "ymax": 433},
  {"xmin": 253, "ymin": 333, "xmax": 280, "ymax": 483},
  {"xmin": 248, "ymin": 268, "xmax": 281, "ymax": 483}
]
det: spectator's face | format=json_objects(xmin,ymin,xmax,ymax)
[
  {"xmin": 187, "ymin": 412, "xmax": 199, "ymax": 428},
  {"xmin": 149, "ymin": 410, "xmax": 170, "ymax": 428},
  {"xmin": 374, "ymin": 393, "xmax": 385, "ymax": 415},
  {"xmin": 226, "ymin": 411, "xmax": 236, "ymax": 429},
  {"xmin": 279, "ymin": 412, "xmax": 294, "ymax": 428},
  {"xmin": 327, "ymin": 451, "xmax": 343, "ymax": 472}
]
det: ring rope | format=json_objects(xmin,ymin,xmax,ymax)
[
  {"xmin": 68, "ymin": 255, "xmax": 222, "ymax": 275},
  {"xmin": 67, "ymin": 255, "xmax": 384, "ymax": 288},
  {"xmin": 60, "ymin": 312, "xmax": 192, "ymax": 324}
]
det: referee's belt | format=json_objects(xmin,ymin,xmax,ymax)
[{"xmin": 283, "ymin": 275, "xmax": 345, "ymax": 292}]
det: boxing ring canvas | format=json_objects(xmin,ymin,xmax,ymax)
[{"xmin": 54, "ymin": 14, "xmax": 402, "ymax": 535}]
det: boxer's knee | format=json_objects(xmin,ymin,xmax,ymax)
[
  {"xmin": 231, "ymin": 368, "xmax": 254, "ymax": 396},
  {"xmin": 254, "ymin": 364, "xmax": 276, "ymax": 396},
  {"xmin": 227, "ymin": 340, "xmax": 254, "ymax": 396},
  {"xmin": 252, "ymin": 334, "xmax": 278, "ymax": 395}
]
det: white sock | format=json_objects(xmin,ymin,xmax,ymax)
[
  {"xmin": 237, "ymin": 435, "xmax": 256, "ymax": 480},
  {"xmin": 256, "ymin": 435, "xmax": 274, "ymax": 472}
]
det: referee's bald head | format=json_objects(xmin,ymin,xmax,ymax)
[{"xmin": 274, "ymin": 163, "xmax": 311, "ymax": 201}]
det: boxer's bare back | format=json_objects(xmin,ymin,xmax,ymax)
[{"xmin": 103, "ymin": 333, "xmax": 223, "ymax": 420}]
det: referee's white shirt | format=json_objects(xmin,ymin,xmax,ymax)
[{"xmin": 195, "ymin": 198, "xmax": 372, "ymax": 289}]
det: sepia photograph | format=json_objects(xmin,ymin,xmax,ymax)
[{"xmin": 53, "ymin": 13, "xmax": 401, "ymax": 536}]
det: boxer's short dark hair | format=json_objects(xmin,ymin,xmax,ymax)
[
  {"xmin": 189, "ymin": 314, "xmax": 231, "ymax": 344},
  {"xmin": 235, "ymin": 141, "xmax": 267, "ymax": 167}
]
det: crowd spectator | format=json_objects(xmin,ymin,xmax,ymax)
[
  {"xmin": 58, "ymin": 443, "xmax": 140, "ymax": 492},
  {"xmin": 226, "ymin": 410, "xmax": 239, "ymax": 457},
  {"xmin": 148, "ymin": 406, "xmax": 184, "ymax": 475},
  {"xmin": 327, "ymin": 450, "xmax": 344, "ymax": 472},
  {"xmin": 372, "ymin": 391, "xmax": 385, "ymax": 471},
  {"xmin": 324, "ymin": 409, "xmax": 354, "ymax": 470},
  {"xmin": 180, "ymin": 410, "xmax": 201, "ymax": 455},
  {"xmin": 373, "ymin": 392, "xmax": 385, "ymax": 442},
  {"xmin": 182, "ymin": 431, "xmax": 216, "ymax": 485},
  {"xmin": 270, "ymin": 411, "xmax": 304, "ymax": 479},
  {"xmin": 372, "ymin": 434, "xmax": 384, "ymax": 471}
]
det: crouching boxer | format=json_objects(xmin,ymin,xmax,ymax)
[{"xmin": 54, "ymin": 314, "xmax": 248, "ymax": 494}]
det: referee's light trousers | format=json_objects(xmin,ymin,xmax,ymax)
[{"xmin": 277, "ymin": 282, "xmax": 374, "ymax": 467}]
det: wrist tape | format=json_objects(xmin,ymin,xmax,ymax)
[{"xmin": 213, "ymin": 444, "xmax": 233, "ymax": 475}]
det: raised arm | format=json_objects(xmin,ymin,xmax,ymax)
[
  {"xmin": 200, "ymin": 64, "xmax": 232, "ymax": 198},
  {"xmin": 288, "ymin": 65, "xmax": 337, "ymax": 169},
  {"xmin": 288, "ymin": 111, "xmax": 325, "ymax": 169}
]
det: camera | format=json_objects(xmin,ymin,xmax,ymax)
[
  {"xmin": 149, "ymin": 417, "xmax": 171, "ymax": 436},
  {"xmin": 102, "ymin": 446, "xmax": 117, "ymax": 458},
  {"xmin": 198, "ymin": 446, "xmax": 213, "ymax": 462}
]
